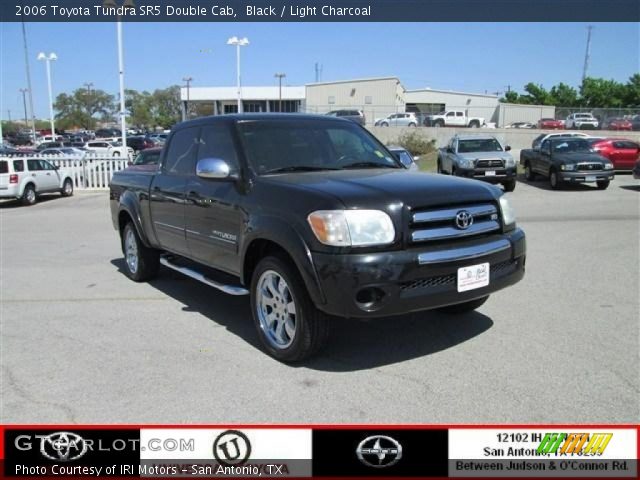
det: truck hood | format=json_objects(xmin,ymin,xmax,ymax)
[
  {"xmin": 552, "ymin": 152, "xmax": 608, "ymax": 164},
  {"xmin": 261, "ymin": 169, "xmax": 501, "ymax": 208}
]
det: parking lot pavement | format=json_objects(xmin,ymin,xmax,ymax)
[{"xmin": 1, "ymin": 175, "xmax": 638, "ymax": 424}]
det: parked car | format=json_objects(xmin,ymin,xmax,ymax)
[
  {"xmin": 588, "ymin": 138, "xmax": 639, "ymax": 170},
  {"xmin": 601, "ymin": 117, "xmax": 633, "ymax": 131},
  {"xmin": 520, "ymin": 137, "xmax": 614, "ymax": 190},
  {"xmin": 127, "ymin": 136, "xmax": 156, "ymax": 152},
  {"xmin": 84, "ymin": 140, "xmax": 133, "ymax": 158},
  {"xmin": 505, "ymin": 122, "xmax": 536, "ymax": 129},
  {"xmin": 633, "ymin": 158, "xmax": 640, "ymax": 179},
  {"xmin": 387, "ymin": 146, "xmax": 419, "ymax": 171},
  {"xmin": 39, "ymin": 147, "xmax": 86, "ymax": 157},
  {"xmin": 532, "ymin": 132, "xmax": 591, "ymax": 149},
  {"xmin": 131, "ymin": 147, "xmax": 162, "ymax": 166},
  {"xmin": 631, "ymin": 115, "xmax": 640, "ymax": 131},
  {"xmin": 147, "ymin": 133, "xmax": 168, "ymax": 145},
  {"xmin": 565, "ymin": 113, "xmax": 599, "ymax": 130},
  {"xmin": 38, "ymin": 135, "xmax": 63, "ymax": 144},
  {"xmin": 110, "ymin": 114, "xmax": 526, "ymax": 361},
  {"xmin": 424, "ymin": 110, "xmax": 485, "ymax": 128},
  {"xmin": 0, "ymin": 157, "xmax": 74, "ymax": 205},
  {"xmin": 375, "ymin": 112, "xmax": 419, "ymax": 127},
  {"xmin": 537, "ymin": 118, "xmax": 564, "ymax": 130},
  {"xmin": 95, "ymin": 128, "xmax": 122, "ymax": 138},
  {"xmin": 437, "ymin": 134, "xmax": 517, "ymax": 191},
  {"xmin": 324, "ymin": 109, "xmax": 366, "ymax": 126}
]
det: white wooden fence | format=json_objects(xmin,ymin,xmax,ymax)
[{"xmin": 0, "ymin": 154, "xmax": 131, "ymax": 190}]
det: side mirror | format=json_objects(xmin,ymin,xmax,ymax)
[
  {"xmin": 413, "ymin": 156, "xmax": 420, "ymax": 161},
  {"xmin": 505, "ymin": 145, "xmax": 511, "ymax": 151},
  {"xmin": 196, "ymin": 158, "xmax": 234, "ymax": 180}
]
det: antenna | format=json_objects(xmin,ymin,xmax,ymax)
[
  {"xmin": 314, "ymin": 62, "xmax": 323, "ymax": 83},
  {"xmin": 582, "ymin": 25, "xmax": 594, "ymax": 84}
]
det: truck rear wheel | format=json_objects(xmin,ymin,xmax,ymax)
[
  {"xmin": 437, "ymin": 296, "xmax": 488, "ymax": 313},
  {"xmin": 121, "ymin": 222, "xmax": 160, "ymax": 282},
  {"xmin": 503, "ymin": 180, "xmax": 516, "ymax": 192},
  {"xmin": 251, "ymin": 255, "xmax": 330, "ymax": 362},
  {"xmin": 469, "ymin": 120, "xmax": 480, "ymax": 128}
]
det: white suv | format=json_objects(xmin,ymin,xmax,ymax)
[
  {"xmin": 565, "ymin": 113, "xmax": 599, "ymax": 130},
  {"xmin": 84, "ymin": 140, "xmax": 134, "ymax": 158},
  {"xmin": 0, "ymin": 157, "xmax": 74, "ymax": 205}
]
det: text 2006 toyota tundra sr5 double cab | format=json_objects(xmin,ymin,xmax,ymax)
[{"xmin": 110, "ymin": 115, "xmax": 526, "ymax": 361}]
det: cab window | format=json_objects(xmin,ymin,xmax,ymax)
[{"xmin": 163, "ymin": 127, "xmax": 200, "ymax": 175}]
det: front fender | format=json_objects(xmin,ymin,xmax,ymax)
[{"xmin": 240, "ymin": 216, "xmax": 326, "ymax": 306}]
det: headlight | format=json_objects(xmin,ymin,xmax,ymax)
[
  {"xmin": 561, "ymin": 164, "xmax": 576, "ymax": 171},
  {"xmin": 459, "ymin": 158, "xmax": 474, "ymax": 168},
  {"xmin": 307, "ymin": 210, "xmax": 395, "ymax": 247},
  {"xmin": 499, "ymin": 196, "xmax": 516, "ymax": 229},
  {"xmin": 604, "ymin": 162, "xmax": 614, "ymax": 170},
  {"xmin": 505, "ymin": 157, "xmax": 516, "ymax": 168}
]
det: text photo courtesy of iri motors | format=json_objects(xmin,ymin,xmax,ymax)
[
  {"xmin": 1, "ymin": 427, "xmax": 638, "ymax": 477},
  {"xmin": 1, "ymin": 0, "xmax": 639, "ymax": 478}
]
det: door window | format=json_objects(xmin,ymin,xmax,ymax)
[
  {"xmin": 27, "ymin": 160, "xmax": 43, "ymax": 171},
  {"xmin": 197, "ymin": 125, "xmax": 239, "ymax": 169},
  {"xmin": 163, "ymin": 127, "xmax": 200, "ymax": 175}
]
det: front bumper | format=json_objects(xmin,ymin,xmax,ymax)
[
  {"xmin": 311, "ymin": 228, "xmax": 526, "ymax": 318},
  {"xmin": 455, "ymin": 167, "xmax": 517, "ymax": 183},
  {"xmin": 560, "ymin": 171, "xmax": 614, "ymax": 183}
]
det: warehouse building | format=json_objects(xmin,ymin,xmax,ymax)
[{"xmin": 404, "ymin": 88, "xmax": 499, "ymax": 120}]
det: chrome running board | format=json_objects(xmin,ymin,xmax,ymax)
[{"xmin": 160, "ymin": 256, "xmax": 249, "ymax": 296}]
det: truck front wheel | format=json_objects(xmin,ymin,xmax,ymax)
[
  {"xmin": 251, "ymin": 255, "xmax": 330, "ymax": 362},
  {"xmin": 121, "ymin": 222, "xmax": 160, "ymax": 282},
  {"xmin": 437, "ymin": 296, "xmax": 488, "ymax": 313},
  {"xmin": 468, "ymin": 120, "xmax": 480, "ymax": 128},
  {"xmin": 503, "ymin": 180, "xmax": 516, "ymax": 192}
]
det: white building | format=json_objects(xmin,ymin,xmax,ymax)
[{"xmin": 180, "ymin": 86, "xmax": 305, "ymax": 116}]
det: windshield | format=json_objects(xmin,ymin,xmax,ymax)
[
  {"xmin": 552, "ymin": 139, "xmax": 592, "ymax": 153},
  {"xmin": 458, "ymin": 138, "xmax": 503, "ymax": 153},
  {"xmin": 237, "ymin": 120, "xmax": 399, "ymax": 174}
]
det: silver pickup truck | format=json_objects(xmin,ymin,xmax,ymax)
[{"xmin": 437, "ymin": 134, "xmax": 517, "ymax": 192}]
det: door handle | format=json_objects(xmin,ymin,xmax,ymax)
[
  {"xmin": 32, "ymin": 174, "xmax": 36, "ymax": 177},
  {"xmin": 46, "ymin": 172, "xmax": 51, "ymax": 175}
]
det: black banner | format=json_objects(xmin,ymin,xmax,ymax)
[
  {"xmin": 312, "ymin": 428, "xmax": 448, "ymax": 477},
  {"xmin": 3, "ymin": 0, "xmax": 640, "ymax": 22}
]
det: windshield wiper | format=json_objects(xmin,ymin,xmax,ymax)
[
  {"xmin": 341, "ymin": 161, "xmax": 399, "ymax": 169},
  {"xmin": 264, "ymin": 165, "xmax": 339, "ymax": 174}
]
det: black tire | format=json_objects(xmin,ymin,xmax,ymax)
[
  {"xmin": 380, "ymin": 122, "xmax": 389, "ymax": 127},
  {"xmin": 250, "ymin": 255, "xmax": 330, "ymax": 362},
  {"xmin": 524, "ymin": 162, "xmax": 536, "ymax": 181},
  {"xmin": 549, "ymin": 169, "xmax": 562, "ymax": 190},
  {"xmin": 21, "ymin": 183, "xmax": 37, "ymax": 206},
  {"xmin": 596, "ymin": 180, "xmax": 610, "ymax": 190},
  {"xmin": 408, "ymin": 122, "xmax": 417, "ymax": 127},
  {"xmin": 437, "ymin": 160, "xmax": 443, "ymax": 174},
  {"xmin": 434, "ymin": 120, "xmax": 444, "ymax": 128},
  {"xmin": 469, "ymin": 120, "xmax": 480, "ymax": 128},
  {"xmin": 503, "ymin": 179, "xmax": 516, "ymax": 192},
  {"xmin": 437, "ymin": 296, "xmax": 489, "ymax": 314},
  {"xmin": 113, "ymin": 151, "xmax": 120, "ymax": 157},
  {"xmin": 61, "ymin": 178, "xmax": 74, "ymax": 197},
  {"xmin": 121, "ymin": 222, "xmax": 160, "ymax": 282}
]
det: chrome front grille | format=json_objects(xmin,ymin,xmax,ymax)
[
  {"xmin": 410, "ymin": 203, "xmax": 500, "ymax": 243},
  {"xmin": 476, "ymin": 159, "xmax": 504, "ymax": 168},
  {"xmin": 576, "ymin": 163, "xmax": 603, "ymax": 171}
]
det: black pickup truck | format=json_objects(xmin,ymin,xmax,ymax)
[
  {"xmin": 520, "ymin": 137, "xmax": 615, "ymax": 190},
  {"xmin": 110, "ymin": 114, "xmax": 526, "ymax": 361}
]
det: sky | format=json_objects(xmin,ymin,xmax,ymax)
[{"xmin": 1, "ymin": 21, "xmax": 638, "ymax": 120}]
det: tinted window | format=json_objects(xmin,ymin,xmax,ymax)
[
  {"xmin": 133, "ymin": 151, "xmax": 161, "ymax": 165},
  {"xmin": 27, "ymin": 160, "xmax": 42, "ymax": 171},
  {"xmin": 456, "ymin": 112, "xmax": 464, "ymax": 117},
  {"xmin": 613, "ymin": 141, "xmax": 639, "ymax": 149},
  {"xmin": 13, "ymin": 160, "xmax": 24, "ymax": 172},
  {"xmin": 0, "ymin": 161, "xmax": 7, "ymax": 174},
  {"xmin": 40, "ymin": 160, "xmax": 56, "ymax": 170},
  {"xmin": 164, "ymin": 127, "xmax": 200, "ymax": 175},
  {"xmin": 446, "ymin": 112, "xmax": 455, "ymax": 117},
  {"xmin": 197, "ymin": 124, "xmax": 239, "ymax": 168}
]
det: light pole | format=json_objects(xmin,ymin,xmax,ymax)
[
  {"xmin": 19, "ymin": 88, "xmax": 29, "ymax": 127},
  {"xmin": 37, "ymin": 52, "xmax": 57, "ymax": 137},
  {"xmin": 182, "ymin": 76, "xmax": 193, "ymax": 120},
  {"xmin": 274, "ymin": 73, "xmax": 286, "ymax": 112},
  {"xmin": 83, "ymin": 82, "xmax": 94, "ymax": 129},
  {"xmin": 227, "ymin": 36, "xmax": 249, "ymax": 113}
]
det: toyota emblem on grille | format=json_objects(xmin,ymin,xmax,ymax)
[{"xmin": 455, "ymin": 210, "xmax": 473, "ymax": 230}]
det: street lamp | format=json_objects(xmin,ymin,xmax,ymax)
[
  {"xmin": 182, "ymin": 76, "xmax": 193, "ymax": 120},
  {"xmin": 104, "ymin": 0, "xmax": 134, "ymax": 153},
  {"xmin": 227, "ymin": 36, "xmax": 249, "ymax": 113},
  {"xmin": 37, "ymin": 52, "xmax": 57, "ymax": 138},
  {"xmin": 84, "ymin": 82, "xmax": 94, "ymax": 129},
  {"xmin": 274, "ymin": 73, "xmax": 286, "ymax": 112}
]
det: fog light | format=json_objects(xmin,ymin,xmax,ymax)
[{"xmin": 355, "ymin": 287, "xmax": 386, "ymax": 311}]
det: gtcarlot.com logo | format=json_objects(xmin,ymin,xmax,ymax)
[
  {"xmin": 14, "ymin": 432, "xmax": 138, "ymax": 461},
  {"xmin": 141, "ymin": 437, "xmax": 195, "ymax": 452}
]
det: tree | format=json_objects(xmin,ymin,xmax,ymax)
[
  {"xmin": 500, "ymin": 91, "xmax": 521, "ymax": 103},
  {"xmin": 54, "ymin": 87, "xmax": 114, "ymax": 129},
  {"xmin": 624, "ymin": 73, "xmax": 640, "ymax": 107},
  {"xmin": 548, "ymin": 83, "xmax": 579, "ymax": 107},
  {"xmin": 521, "ymin": 83, "xmax": 550, "ymax": 105},
  {"xmin": 580, "ymin": 77, "xmax": 626, "ymax": 108},
  {"xmin": 148, "ymin": 86, "xmax": 181, "ymax": 128},
  {"xmin": 125, "ymin": 89, "xmax": 153, "ymax": 128}
]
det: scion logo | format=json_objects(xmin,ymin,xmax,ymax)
[
  {"xmin": 356, "ymin": 435, "xmax": 403, "ymax": 468},
  {"xmin": 40, "ymin": 432, "xmax": 88, "ymax": 462},
  {"xmin": 455, "ymin": 210, "xmax": 473, "ymax": 230},
  {"xmin": 213, "ymin": 430, "xmax": 251, "ymax": 466}
]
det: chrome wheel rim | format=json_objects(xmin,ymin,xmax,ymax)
[
  {"xmin": 550, "ymin": 172, "xmax": 557, "ymax": 188},
  {"xmin": 124, "ymin": 228, "xmax": 138, "ymax": 274},
  {"xmin": 256, "ymin": 270, "xmax": 296, "ymax": 349},
  {"xmin": 525, "ymin": 165, "xmax": 531, "ymax": 179},
  {"xmin": 26, "ymin": 188, "xmax": 35, "ymax": 203},
  {"xmin": 64, "ymin": 181, "xmax": 72, "ymax": 194}
]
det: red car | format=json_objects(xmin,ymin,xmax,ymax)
[
  {"xmin": 589, "ymin": 138, "xmax": 640, "ymax": 170},
  {"xmin": 537, "ymin": 118, "xmax": 564, "ymax": 129},
  {"xmin": 601, "ymin": 117, "xmax": 633, "ymax": 131}
]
